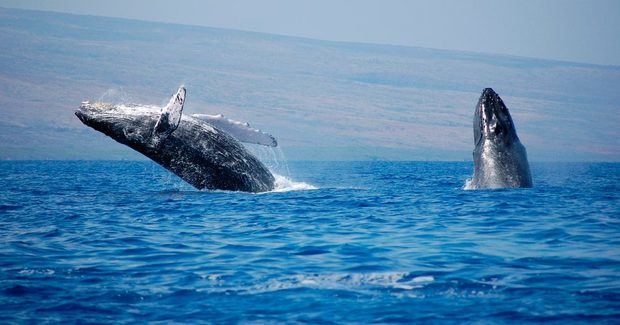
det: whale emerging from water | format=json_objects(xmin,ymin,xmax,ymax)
[
  {"xmin": 469, "ymin": 88, "xmax": 532, "ymax": 189},
  {"xmin": 75, "ymin": 87, "xmax": 276, "ymax": 192}
]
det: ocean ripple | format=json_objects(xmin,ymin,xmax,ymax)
[{"xmin": 0, "ymin": 161, "xmax": 618, "ymax": 322}]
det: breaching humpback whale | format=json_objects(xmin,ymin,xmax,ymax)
[
  {"xmin": 469, "ymin": 88, "xmax": 532, "ymax": 189},
  {"xmin": 75, "ymin": 87, "xmax": 276, "ymax": 192}
]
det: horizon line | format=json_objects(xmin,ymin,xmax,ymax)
[{"xmin": 1, "ymin": 159, "xmax": 619, "ymax": 163}]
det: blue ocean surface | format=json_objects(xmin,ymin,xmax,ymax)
[{"xmin": 0, "ymin": 161, "xmax": 618, "ymax": 323}]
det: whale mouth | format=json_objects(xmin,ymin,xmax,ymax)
[
  {"xmin": 477, "ymin": 88, "xmax": 508, "ymax": 121},
  {"xmin": 75, "ymin": 102, "xmax": 107, "ymax": 127},
  {"xmin": 75, "ymin": 106, "xmax": 89, "ymax": 123},
  {"xmin": 75, "ymin": 102, "xmax": 96, "ymax": 125},
  {"xmin": 474, "ymin": 88, "xmax": 517, "ymax": 145},
  {"xmin": 75, "ymin": 108, "xmax": 87, "ymax": 123}
]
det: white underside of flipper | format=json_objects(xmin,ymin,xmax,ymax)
[{"xmin": 192, "ymin": 114, "xmax": 277, "ymax": 147}]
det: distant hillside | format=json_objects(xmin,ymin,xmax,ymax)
[{"xmin": 0, "ymin": 7, "xmax": 618, "ymax": 161}]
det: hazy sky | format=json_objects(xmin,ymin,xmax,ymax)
[{"xmin": 1, "ymin": 0, "xmax": 619, "ymax": 66}]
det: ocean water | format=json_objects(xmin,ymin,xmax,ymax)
[{"xmin": 0, "ymin": 161, "xmax": 618, "ymax": 323}]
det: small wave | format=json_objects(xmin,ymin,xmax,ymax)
[
  {"xmin": 18, "ymin": 268, "xmax": 56, "ymax": 276},
  {"xmin": 241, "ymin": 272, "xmax": 434, "ymax": 294},
  {"xmin": 270, "ymin": 173, "xmax": 317, "ymax": 192}
]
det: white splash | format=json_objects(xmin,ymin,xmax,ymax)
[
  {"xmin": 463, "ymin": 178, "xmax": 474, "ymax": 190},
  {"xmin": 247, "ymin": 144, "xmax": 317, "ymax": 192},
  {"xmin": 97, "ymin": 87, "xmax": 133, "ymax": 105},
  {"xmin": 271, "ymin": 173, "xmax": 317, "ymax": 192}
]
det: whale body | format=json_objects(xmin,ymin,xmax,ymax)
[
  {"xmin": 469, "ymin": 88, "xmax": 532, "ymax": 189},
  {"xmin": 75, "ymin": 87, "xmax": 276, "ymax": 192}
]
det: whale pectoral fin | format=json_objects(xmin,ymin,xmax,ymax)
[
  {"xmin": 153, "ymin": 86, "xmax": 185, "ymax": 141},
  {"xmin": 192, "ymin": 114, "xmax": 277, "ymax": 147}
]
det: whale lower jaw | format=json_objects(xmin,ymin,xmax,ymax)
[{"xmin": 471, "ymin": 141, "xmax": 533, "ymax": 189}]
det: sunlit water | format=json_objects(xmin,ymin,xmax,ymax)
[{"xmin": 0, "ymin": 161, "xmax": 618, "ymax": 322}]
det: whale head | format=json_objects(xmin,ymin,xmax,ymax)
[
  {"xmin": 75, "ymin": 102, "xmax": 160, "ymax": 148},
  {"xmin": 474, "ymin": 88, "xmax": 520, "ymax": 147},
  {"xmin": 75, "ymin": 87, "xmax": 185, "ymax": 149}
]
